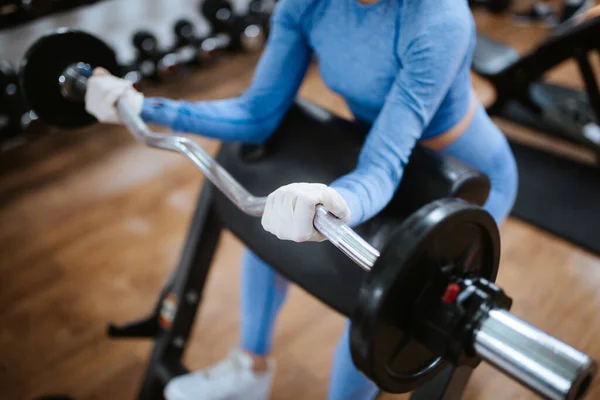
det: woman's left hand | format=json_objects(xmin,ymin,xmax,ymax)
[{"xmin": 261, "ymin": 183, "xmax": 351, "ymax": 242}]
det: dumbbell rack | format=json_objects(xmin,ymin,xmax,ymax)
[{"xmin": 0, "ymin": 0, "xmax": 273, "ymax": 151}]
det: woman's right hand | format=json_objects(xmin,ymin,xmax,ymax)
[{"xmin": 85, "ymin": 68, "xmax": 144, "ymax": 124}]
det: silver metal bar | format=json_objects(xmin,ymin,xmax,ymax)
[
  {"xmin": 474, "ymin": 309, "xmax": 596, "ymax": 400},
  {"xmin": 115, "ymin": 98, "xmax": 379, "ymax": 271}
]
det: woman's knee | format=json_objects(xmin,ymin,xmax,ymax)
[
  {"xmin": 440, "ymin": 105, "xmax": 518, "ymax": 225},
  {"xmin": 480, "ymin": 137, "xmax": 518, "ymax": 224}
]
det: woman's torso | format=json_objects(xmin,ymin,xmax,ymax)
[{"xmin": 292, "ymin": 0, "xmax": 476, "ymax": 139}]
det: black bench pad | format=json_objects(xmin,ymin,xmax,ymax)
[{"xmin": 212, "ymin": 99, "xmax": 490, "ymax": 316}]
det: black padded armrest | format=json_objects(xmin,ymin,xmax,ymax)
[{"xmin": 396, "ymin": 145, "xmax": 490, "ymax": 212}]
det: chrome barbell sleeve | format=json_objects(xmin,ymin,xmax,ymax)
[{"xmin": 474, "ymin": 309, "xmax": 596, "ymax": 400}]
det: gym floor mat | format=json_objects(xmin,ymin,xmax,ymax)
[{"xmin": 509, "ymin": 140, "xmax": 600, "ymax": 255}]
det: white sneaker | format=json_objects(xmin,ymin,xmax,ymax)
[{"xmin": 164, "ymin": 349, "xmax": 276, "ymax": 400}]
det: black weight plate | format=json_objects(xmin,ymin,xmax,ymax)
[
  {"xmin": 350, "ymin": 198, "xmax": 500, "ymax": 393},
  {"xmin": 20, "ymin": 29, "xmax": 121, "ymax": 128}
]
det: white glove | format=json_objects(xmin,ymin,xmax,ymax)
[
  {"xmin": 261, "ymin": 183, "xmax": 351, "ymax": 242},
  {"xmin": 85, "ymin": 68, "xmax": 144, "ymax": 124}
]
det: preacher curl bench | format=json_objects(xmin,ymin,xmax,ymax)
[{"xmin": 18, "ymin": 29, "xmax": 597, "ymax": 400}]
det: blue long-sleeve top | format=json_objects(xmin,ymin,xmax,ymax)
[{"xmin": 141, "ymin": 0, "xmax": 476, "ymax": 226}]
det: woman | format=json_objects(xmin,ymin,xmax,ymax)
[{"xmin": 85, "ymin": 0, "xmax": 518, "ymax": 398}]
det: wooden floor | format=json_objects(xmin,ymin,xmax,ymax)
[{"xmin": 2, "ymin": 8, "xmax": 600, "ymax": 400}]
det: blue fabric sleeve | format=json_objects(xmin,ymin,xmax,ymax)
[
  {"xmin": 330, "ymin": 15, "xmax": 473, "ymax": 226},
  {"xmin": 140, "ymin": 0, "xmax": 312, "ymax": 143}
]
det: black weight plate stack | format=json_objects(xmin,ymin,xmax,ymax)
[
  {"xmin": 20, "ymin": 29, "xmax": 121, "ymax": 129},
  {"xmin": 350, "ymin": 198, "xmax": 500, "ymax": 393}
]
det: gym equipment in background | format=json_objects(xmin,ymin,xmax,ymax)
[
  {"xmin": 201, "ymin": 0, "xmax": 233, "ymax": 32},
  {"xmin": 200, "ymin": 0, "xmax": 268, "ymax": 52},
  {"xmin": 132, "ymin": 30, "xmax": 180, "ymax": 82},
  {"xmin": 469, "ymin": 0, "xmax": 512, "ymax": 14},
  {"xmin": 2, "ymin": 0, "xmax": 272, "ymax": 151},
  {"xmin": 472, "ymin": 16, "xmax": 600, "ymax": 255},
  {"xmin": 472, "ymin": 16, "xmax": 600, "ymax": 159},
  {"xmin": 129, "ymin": 0, "xmax": 271, "ymax": 82},
  {"xmin": 18, "ymin": 28, "xmax": 597, "ymax": 400},
  {"xmin": 246, "ymin": 0, "xmax": 272, "ymax": 37},
  {"xmin": 172, "ymin": 18, "xmax": 232, "ymax": 67},
  {"xmin": 508, "ymin": 140, "xmax": 600, "ymax": 256}
]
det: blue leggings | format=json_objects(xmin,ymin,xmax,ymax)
[{"xmin": 240, "ymin": 104, "xmax": 518, "ymax": 399}]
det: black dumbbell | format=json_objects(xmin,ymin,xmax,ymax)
[
  {"xmin": 132, "ymin": 30, "xmax": 179, "ymax": 82},
  {"xmin": 173, "ymin": 19, "xmax": 231, "ymax": 66},
  {"xmin": 174, "ymin": 19, "xmax": 197, "ymax": 48},
  {"xmin": 230, "ymin": 15, "xmax": 267, "ymax": 52},
  {"xmin": 247, "ymin": 0, "xmax": 273, "ymax": 22},
  {"xmin": 174, "ymin": 19, "xmax": 204, "ymax": 66},
  {"xmin": 197, "ymin": 32, "xmax": 232, "ymax": 62},
  {"xmin": 201, "ymin": 0, "xmax": 233, "ymax": 33},
  {"xmin": 200, "ymin": 0, "xmax": 266, "ymax": 53},
  {"xmin": 247, "ymin": 0, "xmax": 263, "ymax": 15},
  {"xmin": 248, "ymin": 0, "xmax": 274, "ymax": 36}
]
